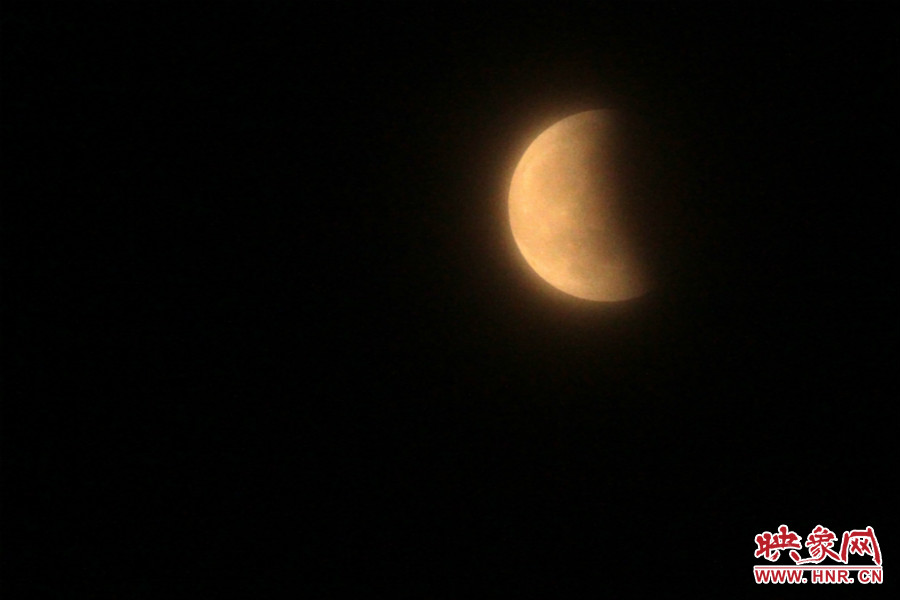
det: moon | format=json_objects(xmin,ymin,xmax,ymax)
[{"xmin": 508, "ymin": 109, "xmax": 649, "ymax": 302}]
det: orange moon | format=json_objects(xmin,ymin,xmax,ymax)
[{"xmin": 508, "ymin": 109, "xmax": 649, "ymax": 302}]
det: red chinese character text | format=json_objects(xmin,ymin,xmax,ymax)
[
  {"xmin": 840, "ymin": 526, "xmax": 882, "ymax": 566},
  {"xmin": 790, "ymin": 525, "xmax": 843, "ymax": 564},
  {"xmin": 755, "ymin": 524, "xmax": 802, "ymax": 562}
]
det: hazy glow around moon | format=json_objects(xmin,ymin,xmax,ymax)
[{"xmin": 508, "ymin": 109, "xmax": 649, "ymax": 302}]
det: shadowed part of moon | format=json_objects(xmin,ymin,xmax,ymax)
[{"xmin": 508, "ymin": 110, "xmax": 649, "ymax": 302}]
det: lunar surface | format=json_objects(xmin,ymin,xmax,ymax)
[{"xmin": 508, "ymin": 109, "xmax": 649, "ymax": 301}]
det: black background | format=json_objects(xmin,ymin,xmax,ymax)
[{"xmin": 4, "ymin": 1, "xmax": 897, "ymax": 596}]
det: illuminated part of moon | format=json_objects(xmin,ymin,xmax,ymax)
[{"xmin": 508, "ymin": 109, "xmax": 649, "ymax": 302}]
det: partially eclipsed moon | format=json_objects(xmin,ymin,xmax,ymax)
[{"xmin": 509, "ymin": 109, "xmax": 649, "ymax": 302}]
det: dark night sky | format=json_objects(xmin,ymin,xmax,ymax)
[{"xmin": 4, "ymin": 1, "xmax": 898, "ymax": 596}]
